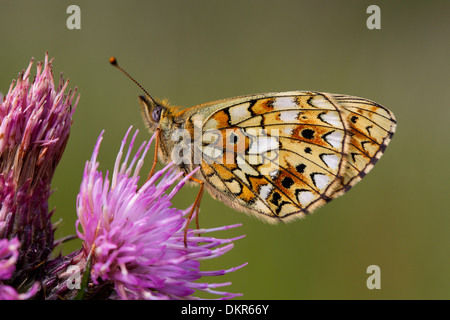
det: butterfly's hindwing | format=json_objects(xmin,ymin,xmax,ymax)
[
  {"xmin": 196, "ymin": 92, "xmax": 384, "ymax": 221},
  {"xmin": 328, "ymin": 94, "xmax": 397, "ymax": 197}
]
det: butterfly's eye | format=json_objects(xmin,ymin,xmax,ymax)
[{"xmin": 152, "ymin": 106, "xmax": 163, "ymax": 122}]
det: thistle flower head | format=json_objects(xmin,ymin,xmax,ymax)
[
  {"xmin": 76, "ymin": 128, "xmax": 246, "ymax": 299},
  {"xmin": 0, "ymin": 53, "xmax": 78, "ymax": 186},
  {"xmin": 0, "ymin": 53, "xmax": 78, "ymax": 286}
]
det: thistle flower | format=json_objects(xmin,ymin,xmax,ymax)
[
  {"xmin": 75, "ymin": 127, "xmax": 246, "ymax": 299},
  {"xmin": 0, "ymin": 234, "xmax": 19, "ymax": 281},
  {"xmin": 0, "ymin": 54, "xmax": 245, "ymax": 300},
  {"xmin": 0, "ymin": 53, "xmax": 78, "ymax": 288},
  {"xmin": 0, "ymin": 234, "xmax": 40, "ymax": 300}
]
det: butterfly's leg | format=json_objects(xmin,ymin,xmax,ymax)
[
  {"xmin": 184, "ymin": 177, "xmax": 204, "ymax": 247},
  {"xmin": 191, "ymin": 178, "xmax": 204, "ymax": 230},
  {"xmin": 147, "ymin": 127, "xmax": 161, "ymax": 181}
]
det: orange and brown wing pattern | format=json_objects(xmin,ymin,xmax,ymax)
[{"xmin": 193, "ymin": 91, "xmax": 395, "ymax": 222}]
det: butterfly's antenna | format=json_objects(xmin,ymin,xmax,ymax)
[{"xmin": 109, "ymin": 57, "xmax": 156, "ymax": 102}]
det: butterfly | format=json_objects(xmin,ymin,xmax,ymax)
[{"xmin": 110, "ymin": 58, "xmax": 396, "ymax": 235}]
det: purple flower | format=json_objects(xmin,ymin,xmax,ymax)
[
  {"xmin": 0, "ymin": 234, "xmax": 40, "ymax": 300},
  {"xmin": 76, "ymin": 127, "xmax": 246, "ymax": 299},
  {"xmin": 0, "ymin": 234, "xmax": 20, "ymax": 280},
  {"xmin": 0, "ymin": 53, "xmax": 78, "ymax": 290},
  {"xmin": 0, "ymin": 54, "xmax": 246, "ymax": 300}
]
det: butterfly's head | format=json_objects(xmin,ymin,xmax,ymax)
[{"xmin": 138, "ymin": 95, "xmax": 166, "ymax": 132}]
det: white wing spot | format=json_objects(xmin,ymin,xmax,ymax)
[
  {"xmin": 297, "ymin": 190, "xmax": 315, "ymax": 206},
  {"xmin": 324, "ymin": 130, "xmax": 344, "ymax": 148},
  {"xmin": 248, "ymin": 136, "xmax": 279, "ymax": 154},
  {"xmin": 282, "ymin": 126, "xmax": 294, "ymax": 136},
  {"xmin": 259, "ymin": 184, "xmax": 273, "ymax": 201},
  {"xmin": 273, "ymin": 97, "xmax": 297, "ymax": 110},
  {"xmin": 269, "ymin": 169, "xmax": 279, "ymax": 179},
  {"xmin": 313, "ymin": 173, "xmax": 330, "ymax": 190},
  {"xmin": 310, "ymin": 95, "xmax": 334, "ymax": 110},
  {"xmin": 280, "ymin": 111, "xmax": 299, "ymax": 123},
  {"xmin": 319, "ymin": 111, "xmax": 342, "ymax": 127},
  {"xmin": 229, "ymin": 102, "xmax": 252, "ymax": 125},
  {"xmin": 321, "ymin": 154, "xmax": 340, "ymax": 170}
]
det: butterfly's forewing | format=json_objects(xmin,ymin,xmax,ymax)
[{"xmin": 188, "ymin": 91, "xmax": 396, "ymax": 222}]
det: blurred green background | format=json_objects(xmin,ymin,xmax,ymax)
[{"xmin": 1, "ymin": 0, "xmax": 449, "ymax": 299}]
